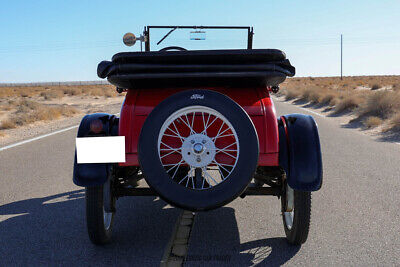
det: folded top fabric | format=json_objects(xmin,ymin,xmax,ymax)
[{"xmin": 98, "ymin": 49, "xmax": 295, "ymax": 89}]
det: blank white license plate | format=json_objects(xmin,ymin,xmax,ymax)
[{"xmin": 76, "ymin": 136, "xmax": 125, "ymax": 163}]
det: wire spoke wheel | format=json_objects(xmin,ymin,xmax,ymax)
[
  {"xmin": 158, "ymin": 106, "xmax": 239, "ymax": 190},
  {"xmin": 139, "ymin": 89, "xmax": 259, "ymax": 211}
]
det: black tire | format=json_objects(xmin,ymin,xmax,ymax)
[
  {"xmin": 138, "ymin": 89, "xmax": 259, "ymax": 211},
  {"xmin": 281, "ymin": 184, "xmax": 311, "ymax": 245},
  {"xmin": 86, "ymin": 183, "xmax": 115, "ymax": 245}
]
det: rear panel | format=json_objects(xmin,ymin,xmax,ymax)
[{"xmin": 119, "ymin": 87, "xmax": 279, "ymax": 166}]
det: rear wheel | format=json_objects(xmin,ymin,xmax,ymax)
[
  {"xmin": 86, "ymin": 172, "xmax": 116, "ymax": 245},
  {"xmin": 281, "ymin": 181, "xmax": 311, "ymax": 245}
]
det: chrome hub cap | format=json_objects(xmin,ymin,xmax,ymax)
[
  {"xmin": 181, "ymin": 134, "xmax": 216, "ymax": 168},
  {"xmin": 193, "ymin": 143, "xmax": 203, "ymax": 153}
]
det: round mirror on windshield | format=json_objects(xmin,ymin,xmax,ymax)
[{"xmin": 123, "ymin": 33, "xmax": 136, "ymax": 46}]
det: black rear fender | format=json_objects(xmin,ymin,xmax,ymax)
[
  {"xmin": 278, "ymin": 114, "xmax": 323, "ymax": 191},
  {"xmin": 73, "ymin": 113, "xmax": 119, "ymax": 187}
]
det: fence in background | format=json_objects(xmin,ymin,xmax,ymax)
[{"xmin": 0, "ymin": 81, "xmax": 110, "ymax": 87}]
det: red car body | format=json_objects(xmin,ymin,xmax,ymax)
[{"xmin": 118, "ymin": 87, "xmax": 279, "ymax": 167}]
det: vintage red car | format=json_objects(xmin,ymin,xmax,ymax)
[{"xmin": 73, "ymin": 26, "xmax": 322, "ymax": 246}]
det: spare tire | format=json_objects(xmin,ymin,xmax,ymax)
[{"xmin": 138, "ymin": 89, "xmax": 259, "ymax": 211}]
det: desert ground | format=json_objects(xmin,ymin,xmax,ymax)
[
  {"xmin": 1, "ymin": 76, "xmax": 400, "ymax": 146},
  {"xmin": 279, "ymin": 75, "xmax": 400, "ymax": 135},
  {"xmin": 0, "ymin": 84, "xmax": 124, "ymax": 145}
]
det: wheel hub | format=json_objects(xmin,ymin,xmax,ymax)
[
  {"xmin": 157, "ymin": 105, "xmax": 241, "ymax": 190},
  {"xmin": 181, "ymin": 134, "xmax": 216, "ymax": 168},
  {"xmin": 193, "ymin": 143, "xmax": 204, "ymax": 154}
]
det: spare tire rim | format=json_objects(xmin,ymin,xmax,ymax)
[{"xmin": 158, "ymin": 106, "xmax": 239, "ymax": 190}]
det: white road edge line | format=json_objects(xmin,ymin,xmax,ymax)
[
  {"xmin": 0, "ymin": 125, "xmax": 79, "ymax": 152},
  {"xmin": 0, "ymin": 113, "xmax": 120, "ymax": 152},
  {"xmin": 271, "ymin": 96, "xmax": 325, "ymax": 117},
  {"xmin": 298, "ymin": 106, "xmax": 325, "ymax": 118}
]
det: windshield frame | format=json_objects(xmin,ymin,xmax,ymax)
[{"xmin": 143, "ymin": 25, "xmax": 254, "ymax": 51}]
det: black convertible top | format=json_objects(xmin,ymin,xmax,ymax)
[{"xmin": 98, "ymin": 49, "xmax": 295, "ymax": 89}]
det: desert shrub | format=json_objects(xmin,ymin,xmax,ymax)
[
  {"xmin": 320, "ymin": 93, "xmax": 337, "ymax": 105},
  {"xmin": 387, "ymin": 113, "xmax": 400, "ymax": 132},
  {"xmin": 334, "ymin": 95, "xmax": 362, "ymax": 113},
  {"xmin": 283, "ymin": 88, "xmax": 302, "ymax": 100},
  {"xmin": 358, "ymin": 91, "xmax": 400, "ymax": 119},
  {"xmin": 329, "ymin": 97, "xmax": 339, "ymax": 106},
  {"xmin": 40, "ymin": 90, "xmax": 64, "ymax": 100},
  {"xmin": 16, "ymin": 99, "xmax": 41, "ymax": 113},
  {"xmin": 0, "ymin": 119, "xmax": 16, "ymax": 129},
  {"xmin": 302, "ymin": 87, "xmax": 323, "ymax": 103},
  {"xmin": 104, "ymin": 91, "xmax": 114, "ymax": 98},
  {"xmin": 87, "ymin": 87, "xmax": 103, "ymax": 96},
  {"xmin": 364, "ymin": 116, "xmax": 383, "ymax": 128},
  {"xmin": 0, "ymin": 88, "xmax": 14, "ymax": 98},
  {"xmin": 309, "ymin": 91, "xmax": 321, "ymax": 103},
  {"xmin": 3, "ymin": 100, "xmax": 78, "ymax": 128},
  {"xmin": 371, "ymin": 84, "xmax": 381, "ymax": 90},
  {"xmin": 31, "ymin": 105, "xmax": 78, "ymax": 122},
  {"xmin": 300, "ymin": 88, "xmax": 311, "ymax": 101},
  {"xmin": 300, "ymin": 87, "xmax": 319, "ymax": 102},
  {"xmin": 56, "ymin": 106, "xmax": 79, "ymax": 116},
  {"xmin": 63, "ymin": 87, "xmax": 83, "ymax": 96}
]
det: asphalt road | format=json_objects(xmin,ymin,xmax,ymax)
[{"xmin": 1, "ymin": 98, "xmax": 400, "ymax": 266}]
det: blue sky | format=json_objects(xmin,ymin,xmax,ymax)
[{"xmin": 0, "ymin": 0, "xmax": 399, "ymax": 82}]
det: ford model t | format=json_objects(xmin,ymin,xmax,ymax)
[{"xmin": 73, "ymin": 26, "xmax": 322, "ymax": 246}]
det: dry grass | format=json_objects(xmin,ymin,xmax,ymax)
[
  {"xmin": 371, "ymin": 84, "xmax": 381, "ymax": 90},
  {"xmin": 283, "ymin": 88, "xmax": 302, "ymax": 100},
  {"xmin": 0, "ymin": 84, "xmax": 116, "ymax": 98},
  {"xmin": 0, "ymin": 119, "xmax": 16, "ymax": 130},
  {"xmin": 387, "ymin": 113, "xmax": 400, "ymax": 132},
  {"xmin": 364, "ymin": 116, "xmax": 383, "ymax": 128},
  {"xmin": 358, "ymin": 91, "xmax": 400, "ymax": 119},
  {"xmin": 320, "ymin": 93, "xmax": 338, "ymax": 106},
  {"xmin": 280, "ymin": 75, "xmax": 400, "ymax": 131},
  {"xmin": 299, "ymin": 87, "xmax": 322, "ymax": 103},
  {"xmin": 0, "ymin": 84, "xmax": 121, "ymax": 135},
  {"xmin": 40, "ymin": 90, "xmax": 64, "ymax": 100},
  {"xmin": 334, "ymin": 94, "xmax": 363, "ymax": 113},
  {"xmin": 0, "ymin": 99, "xmax": 78, "ymax": 129}
]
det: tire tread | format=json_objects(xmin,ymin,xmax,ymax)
[
  {"xmin": 283, "ymin": 190, "xmax": 311, "ymax": 245},
  {"xmin": 86, "ymin": 186, "xmax": 112, "ymax": 245}
]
